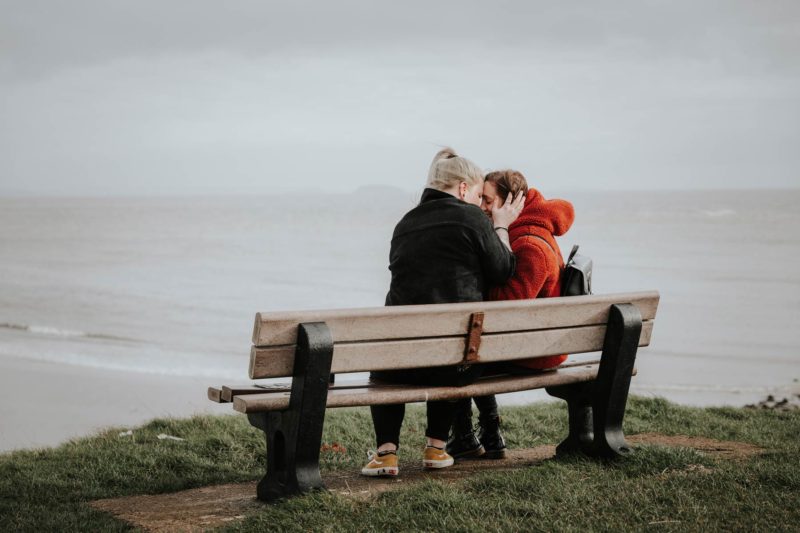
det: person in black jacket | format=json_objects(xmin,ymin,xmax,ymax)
[{"xmin": 361, "ymin": 147, "xmax": 524, "ymax": 477}]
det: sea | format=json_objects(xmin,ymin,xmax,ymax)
[{"xmin": 1, "ymin": 189, "xmax": 799, "ymax": 407}]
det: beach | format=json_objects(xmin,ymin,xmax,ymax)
[
  {"xmin": 1, "ymin": 189, "xmax": 798, "ymax": 452},
  {"xmin": 0, "ymin": 353, "xmax": 233, "ymax": 451}
]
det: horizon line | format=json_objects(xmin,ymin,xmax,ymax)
[{"xmin": 2, "ymin": 185, "xmax": 800, "ymax": 199}]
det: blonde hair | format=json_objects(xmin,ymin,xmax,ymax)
[{"xmin": 426, "ymin": 147, "xmax": 484, "ymax": 191}]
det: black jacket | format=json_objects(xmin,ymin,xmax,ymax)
[{"xmin": 385, "ymin": 188, "xmax": 516, "ymax": 306}]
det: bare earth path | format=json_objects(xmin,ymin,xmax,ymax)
[{"xmin": 90, "ymin": 434, "xmax": 764, "ymax": 532}]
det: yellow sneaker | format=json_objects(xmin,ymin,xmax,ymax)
[
  {"xmin": 423, "ymin": 446, "xmax": 454, "ymax": 469},
  {"xmin": 361, "ymin": 450, "xmax": 399, "ymax": 477}
]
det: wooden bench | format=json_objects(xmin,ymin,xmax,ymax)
[{"xmin": 209, "ymin": 291, "xmax": 659, "ymax": 501}]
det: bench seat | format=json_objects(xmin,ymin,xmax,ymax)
[{"xmin": 209, "ymin": 359, "xmax": 640, "ymax": 413}]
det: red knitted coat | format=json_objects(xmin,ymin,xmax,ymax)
[{"xmin": 489, "ymin": 187, "xmax": 575, "ymax": 369}]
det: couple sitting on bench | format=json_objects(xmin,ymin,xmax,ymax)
[{"xmin": 362, "ymin": 147, "xmax": 576, "ymax": 477}]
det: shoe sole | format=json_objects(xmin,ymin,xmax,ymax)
[
  {"xmin": 482, "ymin": 449, "xmax": 507, "ymax": 460},
  {"xmin": 423, "ymin": 457, "xmax": 454, "ymax": 469},
  {"xmin": 451, "ymin": 445, "xmax": 486, "ymax": 460},
  {"xmin": 360, "ymin": 466, "xmax": 399, "ymax": 477}
]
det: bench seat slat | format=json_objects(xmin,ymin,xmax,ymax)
[
  {"xmin": 207, "ymin": 387, "xmax": 224, "ymax": 403},
  {"xmin": 219, "ymin": 380, "xmax": 422, "ymax": 402},
  {"xmin": 253, "ymin": 291, "xmax": 659, "ymax": 346},
  {"xmin": 234, "ymin": 363, "xmax": 630, "ymax": 413},
  {"xmin": 221, "ymin": 385, "xmax": 276, "ymax": 403},
  {"xmin": 213, "ymin": 381, "xmax": 442, "ymax": 403},
  {"xmin": 250, "ymin": 320, "xmax": 653, "ymax": 379}
]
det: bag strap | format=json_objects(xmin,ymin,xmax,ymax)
[
  {"xmin": 567, "ymin": 244, "xmax": 580, "ymax": 265},
  {"xmin": 520, "ymin": 233, "xmax": 563, "ymax": 268}
]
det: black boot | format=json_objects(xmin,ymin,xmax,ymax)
[
  {"xmin": 446, "ymin": 399, "xmax": 485, "ymax": 459},
  {"xmin": 473, "ymin": 395, "xmax": 507, "ymax": 460},
  {"xmin": 478, "ymin": 414, "xmax": 506, "ymax": 459}
]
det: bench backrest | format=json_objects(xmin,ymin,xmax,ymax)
[{"xmin": 248, "ymin": 291, "xmax": 659, "ymax": 379}]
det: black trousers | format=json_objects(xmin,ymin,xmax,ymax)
[
  {"xmin": 369, "ymin": 364, "xmax": 483, "ymax": 447},
  {"xmin": 454, "ymin": 395, "xmax": 499, "ymax": 420},
  {"xmin": 453, "ymin": 363, "xmax": 547, "ymax": 427}
]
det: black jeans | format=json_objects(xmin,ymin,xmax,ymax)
[
  {"xmin": 453, "ymin": 363, "xmax": 546, "ymax": 427},
  {"xmin": 369, "ymin": 364, "xmax": 484, "ymax": 447},
  {"xmin": 454, "ymin": 395, "xmax": 499, "ymax": 421}
]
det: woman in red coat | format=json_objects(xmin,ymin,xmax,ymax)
[{"xmin": 446, "ymin": 169, "xmax": 575, "ymax": 459}]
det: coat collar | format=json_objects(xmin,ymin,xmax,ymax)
[{"xmin": 420, "ymin": 187, "xmax": 455, "ymax": 204}]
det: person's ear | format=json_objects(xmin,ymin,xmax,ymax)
[{"xmin": 459, "ymin": 182, "xmax": 467, "ymax": 200}]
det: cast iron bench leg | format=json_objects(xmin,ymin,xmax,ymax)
[
  {"xmin": 545, "ymin": 382, "xmax": 594, "ymax": 455},
  {"xmin": 547, "ymin": 303, "xmax": 642, "ymax": 458},
  {"xmin": 247, "ymin": 322, "xmax": 333, "ymax": 502},
  {"xmin": 591, "ymin": 303, "xmax": 642, "ymax": 458}
]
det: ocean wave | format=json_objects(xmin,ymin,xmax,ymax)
[
  {"xmin": 0, "ymin": 322, "xmax": 142, "ymax": 343},
  {"xmin": 700, "ymin": 208, "xmax": 736, "ymax": 217},
  {"xmin": 0, "ymin": 346, "xmax": 244, "ymax": 381}
]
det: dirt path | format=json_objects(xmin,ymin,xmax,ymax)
[
  {"xmin": 90, "ymin": 434, "xmax": 763, "ymax": 532},
  {"xmin": 626, "ymin": 433, "xmax": 763, "ymax": 461}
]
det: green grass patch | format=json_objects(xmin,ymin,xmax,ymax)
[{"xmin": 1, "ymin": 397, "xmax": 798, "ymax": 532}]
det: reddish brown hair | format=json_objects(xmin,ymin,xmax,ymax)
[{"xmin": 484, "ymin": 169, "xmax": 529, "ymax": 201}]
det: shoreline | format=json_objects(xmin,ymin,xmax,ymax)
[
  {"xmin": 1, "ymin": 353, "xmax": 797, "ymax": 453},
  {"xmin": 0, "ymin": 354, "xmax": 231, "ymax": 453}
]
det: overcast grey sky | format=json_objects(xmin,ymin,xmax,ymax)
[{"xmin": 1, "ymin": 0, "xmax": 798, "ymax": 195}]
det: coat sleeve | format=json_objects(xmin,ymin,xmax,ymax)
[
  {"xmin": 490, "ymin": 240, "xmax": 549, "ymax": 301},
  {"xmin": 476, "ymin": 218, "xmax": 516, "ymax": 285}
]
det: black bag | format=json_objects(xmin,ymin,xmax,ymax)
[
  {"xmin": 560, "ymin": 244, "xmax": 592, "ymax": 296},
  {"xmin": 525, "ymin": 237, "xmax": 593, "ymax": 297}
]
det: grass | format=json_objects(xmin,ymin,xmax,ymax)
[{"xmin": 0, "ymin": 397, "xmax": 798, "ymax": 532}]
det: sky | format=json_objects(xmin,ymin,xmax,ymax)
[{"xmin": 1, "ymin": 0, "xmax": 799, "ymax": 195}]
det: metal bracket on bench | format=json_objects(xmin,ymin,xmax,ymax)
[
  {"xmin": 246, "ymin": 321, "xmax": 333, "ymax": 502},
  {"xmin": 463, "ymin": 312, "xmax": 484, "ymax": 363},
  {"xmin": 545, "ymin": 303, "xmax": 642, "ymax": 458}
]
